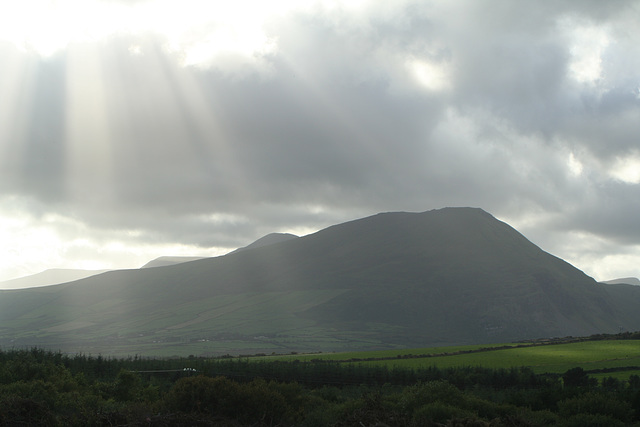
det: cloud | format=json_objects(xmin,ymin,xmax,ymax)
[{"xmin": 1, "ymin": 0, "xmax": 639, "ymax": 281}]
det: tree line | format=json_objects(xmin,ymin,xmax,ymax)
[{"xmin": 0, "ymin": 347, "xmax": 639, "ymax": 425}]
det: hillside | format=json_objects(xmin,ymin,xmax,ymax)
[
  {"xmin": 141, "ymin": 256, "xmax": 207, "ymax": 269},
  {"xmin": 0, "ymin": 268, "xmax": 109, "ymax": 290},
  {"xmin": 229, "ymin": 232, "xmax": 298, "ymax": 254},
  {"xmin": 1, "ymin": 207, "xmax": 640, "ymax": 356},
  {"xmin": 603, "ymin": 277, "xmax": 640, "ymax": 286},
  {"xmin": 140, "ymin": 233, "xmax": 298, "ymax": 268}
]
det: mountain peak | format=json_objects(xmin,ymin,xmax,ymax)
[{"xmin": 1, "ymin": 208, "xmax": 639, "ymax": 356}]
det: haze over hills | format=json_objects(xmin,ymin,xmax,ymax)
[
  {"xmin": 133, "ymin": 234, "xmax": 297, "ymax": 268},
  {"xmin": 0, "ymin": 234, "xmax": 295, "ymax": 289},
  {"xmin": 602, "ymin": 277, "xmax": 640, "ymax": 286},
  {"xmin": 0, "ymin": 269, "xmax": 110, "ymax": 290},
  {"xmin": 1, "ymin": 207, "xmax": 639, "ymax": 357},
  {"xmin": 141, "ymin": 256, "xmax": 207, "ymax": 269}
]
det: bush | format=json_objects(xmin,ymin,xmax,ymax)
[
  {"xmin": 238, "ymin": 378, "xmax": 290, "ymax": 425},
  {"xmin": 515, "ymin": 408, "xmax": 559, "ymax": 426},
  {"xmin": 167, "ymin": 375, "xmax": 242, "ymax": 415},
  {"xmin": 334, "ymin": 392, "xmax": 408, "ymax": 427},
  {"xmin": 0, "ymin": 396, "xmax": 56, "ymax": 425},
  {"xmin": 560, "ymin": 413, "xmax": 626, "ymax": 427},
  {"xmin": 166, "ymin": 375, "xmax": 299, "ymax": 425},
  {"xmin": 562, "ymin": 367, "xmax": 596, "ymax": 388},
  {"xmin": 401, "ymin": 380, "xmax": 467, "ymax": 413},
  {"xmin": 300, "ymin": 394, "xmax": 343, "ymax": 427},
  {"xmin": 113, "ymin": 369, "xmax": 142, "ymax": 402},
  {"xmin": 412, "ymin": 401, "xmax": 475, "ymax": 425},
  {"xmin": 558, "ymin": 391, "xmax": 632, "ymax": 423},
  {"xmin": 466, "ymin": 396, "xmax": 516, "ymax": 420}
]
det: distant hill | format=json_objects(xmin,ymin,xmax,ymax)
[
  {"xmin": 0, "ymin": 269, "xmax": 109, "ymax": 290},
  {"xmin": 229, "ymin": 233, "xmax": 298, "ymax": 254},
  {"xmin": 141, "ymin": 256, "xmax": 207, "ymax": 269},
  {"xmin": 141, "ymin": 234, "xmax": 298, "ymax": 268},
  {"xmin": 602, "ymin": 277, "xmax": 640, "ymax": 286},
  {"xmin": 1, "ymin": 208, "xmax": 639, "ymax": 357}
]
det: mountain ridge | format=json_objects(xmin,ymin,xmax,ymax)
[
  {"xmin": 1, "ymin": 207, "xmax": 639, "ymax": 356},
  {"xmin": 141, "ymin": 256, "xmax": 207, "ymax": 269},
  {"xmin": 0, "ymin": 268, "xmax": 110, "ymax": 290},
  {"xmin": 602, "ymin": 277, "xmax": 640, "ymax": 286},
  {"xmin": 229, "ymin": 232, "xmax": 299, "ymax": 254}
]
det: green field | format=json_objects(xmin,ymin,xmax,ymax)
[{"xmin": 261, "ymin": 339, "xmax": 640, "ymax": 379}]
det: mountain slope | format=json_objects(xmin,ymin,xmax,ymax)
[
  {"xmin": 250, "ymin": 208, "xmax": 625, "ymax": 344},
  {"xmin": 1, "ymin": 207, "xmax": 639, "ymax": 356},
  {"xmin": 602, "ymin": 277, "xmax": 640, "ymax": 286},
  {"xmin": 141, "ymin": 256, "xmax": 206, "ymax": 269},
  {"xmin": 229, "ymin": 232, "xmax": 299, "ymax": 254},
  {"xmin": 0, "ymin": 269, "xmax": 109, "ymax": 290}
]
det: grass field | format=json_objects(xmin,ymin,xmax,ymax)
[{"xmin": 260, "ymin": 339, "xmax": 640, "ymax": 379}]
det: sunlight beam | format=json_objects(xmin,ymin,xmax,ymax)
[
  {"xmin": 154, "ymin": 56, "xmax": 254, "ymax": 207},
  {"xmin": 64, "ymin": 42, "xmax": 115, "ymax": 205},
  {"xmin": 0, "ymin": 46, "xmax": 37, "ymax": 185}
]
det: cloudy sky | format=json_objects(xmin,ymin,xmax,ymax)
[{"xmin": 1, "ymin": 0, "xmax": 639, "ymax": 283}]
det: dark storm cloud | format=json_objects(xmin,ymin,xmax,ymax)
[
  {"xmin": 18, "ymin": 28, "xmax": 444, "ymax": 224},
  {"xmin": 548, "ymin": 182, "xmax": 640, "ymax": 245}
]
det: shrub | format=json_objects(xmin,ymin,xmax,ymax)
[
  {"xmin": 167, "ymin": 375, "xmax": 298, "ymax": 425},
  {"xmin": 113, "ymin": 369, "xmax": 142, "ymax": 402},
  {"xmin": 166, "ymin": 375, "xmax": 242, "ymax": 415},
  {"xmin": 628, "ymin": 374, "xmax": 640, "ymax": 390},
  {"xmin": 515, "ymin": 408, "xmax": 559, "ymax": 426},
  {"xmin": 562, "ymin": 367, "xmax": 596, "ymax": 388},
  {"xmin": 412, "ymin": 401, "xmax": 475, "ymax": 425},
  {"xmin": 466, "ymin": 396, "xmax": 516, "ymax": 420},
  {"xmin": 0, "ymin": 396, "xmax": 56, "ymax": 425},
  {"xmin": 401, "ymin": 380, "xmax": 467, "ymax": 413},
  {"xmin": 334, "ymin": 392, "xmax": 408, "ymax": 427},
  {"xmin": 558, "ymin": 391, "xmax": 632, "ymax": 423},
  {"xmin": 237, "ymin": 378, "xmax": 290, "ymax": 425},
  {"xmin": 0, "ymin": 380, "xmax": 59, "ymax": 408},
  {"xmin": 300, "ymin": 394, "xmax": 343, "ymax": 427},
  {"xmin": 560, "ymin": 413, "xmax": 626, "ymax": 427}
]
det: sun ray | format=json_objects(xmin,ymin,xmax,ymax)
[
  {"xmin": 156, "ymin": 57, "xmax": 256, "ymax": 210},
  {"xmin": 0, "ymin": 46, "xmax": 38, "ymax": 187},
  {"xmin": 107, "ymin": 40, "xmax": 252, "ymax": 214},
  {"xmin": 64, "ymin": 42, "xmax": 115, "ymax": 206},
  {"xmin": 274, "ymin": 47, "xmax": 412, "ymax": 207}
]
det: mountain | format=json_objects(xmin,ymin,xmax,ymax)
[
  {"xmin": 140, "ymin": 234, "xmax": 298, "ymax": 268},
  {"xmin": 1, "ymin": 207, "xmax": 639, "ymax": 357},
  {"xmin": 602, "ymin": 277, "xmax": 640, "ymax": 286},
  {"xmin": 0, "ymin": 268, "xmax": 109, "ymax": 290},
  {"xmin": 141, "ymin": 256, "xmax": 207, "ymax": 269},
  {"xmin": 229, "ymin": 232, "xmax": 299, "ymax": 254}
]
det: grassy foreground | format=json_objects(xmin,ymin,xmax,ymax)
[
  {"xmin": 260, "ymin": 338, "xmax": 640, "ymax": 380},
  {"xmin": 2, "ymin": 336, "xmax": 640, "ymax": 425}
]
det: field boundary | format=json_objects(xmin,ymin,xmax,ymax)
[{"xmin": 299, "ymin": 337, "xmax": 586, "ymax": 364}]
